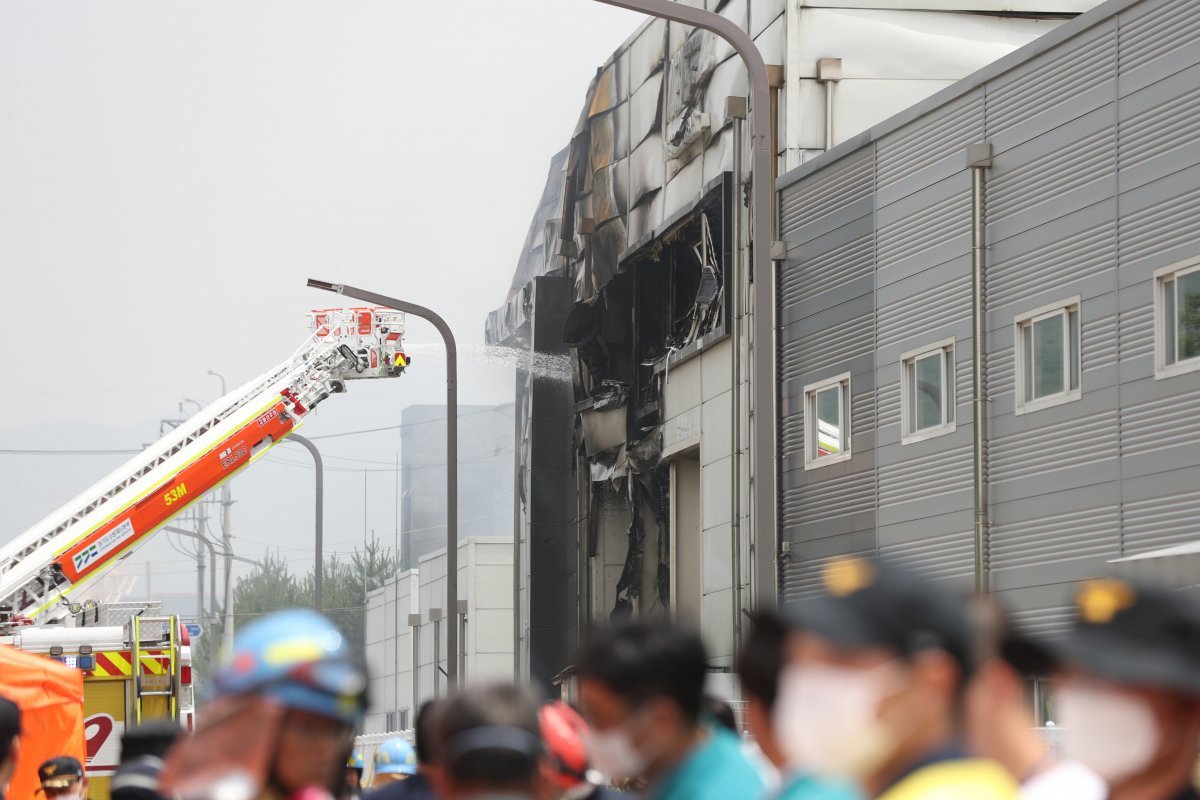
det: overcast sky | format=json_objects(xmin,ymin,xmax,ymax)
[{"xmin": 0, "ymin": 1, "xmax": 640, "ymax": 616}]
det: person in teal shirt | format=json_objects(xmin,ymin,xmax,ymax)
[
  {"xmin": 574, "ymin": 622, "xmax": 764, "ymax": 800},
  {"xmin": 736, "ymin": 612, "xmax": 860, "ymax": 800}
]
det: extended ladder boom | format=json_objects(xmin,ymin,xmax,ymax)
[{"xmin": 0, "ymin": 308, "xmax": 408, "ymax": 626}]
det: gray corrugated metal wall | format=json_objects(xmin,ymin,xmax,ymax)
[{"xmin": 776, "ymin": 0, "xmax": 1200, "ymax": 632}]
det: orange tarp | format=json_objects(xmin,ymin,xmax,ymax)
[{"xmin": 0, "ymin": 643, "xmax": 86, "ymax": 800}]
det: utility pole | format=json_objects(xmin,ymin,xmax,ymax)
[{"xmin": 221, "ymin": 484, "xmax": 235, "ymax": 652}]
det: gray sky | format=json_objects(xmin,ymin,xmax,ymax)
[{"xmin": 0, "ymin": 1, "xmax": 639, "ymax": 615}]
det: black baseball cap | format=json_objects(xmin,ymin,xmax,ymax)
[
  {"xmin": 782, "ymin": 557, "xmax": 974, "ymax": 677},
  {"xmin": 1053, "ymin": 578, "xmax": 1200, "ymax": 696},
  {"xmin": 38, "ymin": 756, "xmax": 84, "ymax": 789}
]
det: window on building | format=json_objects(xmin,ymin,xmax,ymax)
[
  {"xmin": 1156, "ymin": 260, "xmax": 1200, "ymax": 378},
  {"xmin": 901, "ymin": 339, "xmax": 955, "ymax": 443},
  {"xmin": 1015, "ymin": 298, "xmax": 1081, "ymax": 414},
  {"xmin": 804, "ymin": 374, "xmax": 851, "ymax": 468}
]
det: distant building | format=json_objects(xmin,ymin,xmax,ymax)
[
  {"xmin": 399, "ymin": 404, "xmax": 514, "ymax": 570},
  {"xmin": 363, "ymin": 537, "xmax": 514, "ymax": 734}
]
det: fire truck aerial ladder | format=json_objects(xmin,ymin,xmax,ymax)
[{"xmin": 0, "ymin": 308, "xmax": 409, "ymax": 628}]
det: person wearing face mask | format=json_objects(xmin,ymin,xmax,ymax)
[
  {"xmin": 574, "ymin": 622, "xmax": 764, "ymax": 800},
  {"xmin": 777, "ymin": 557, "xmax": 1017, "ymax": 800},
  {"xmin": 538, "ymin": 701, "xmax": 623, "ymax": 800},
  {"xmin": 37, "ymin": 756, "xmax": 88, "ymax": 800},
  {"xmin": 736, "ymin": 612, "xmax": 859, "ymax": 800},
  {"xmin": 159, "ymin": 609, "xmax": 369, "ymax": 800},
  {"xmin": 962, "ymin": 596, "xmax": 1105, "ymax": 800},
  {"xmin": 1050, "ymin": 578, "xmax": 1200, "ymax": 800}
]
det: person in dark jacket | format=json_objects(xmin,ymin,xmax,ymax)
[
  {"xmin": 364, "ymin": 701, "xmax": 440, "ymax": 800},
  {"xmin": 0, "ymin": 697, "xmax": 20, "ymax": 800},
  {"xmin": 111, "ymin": 719, "xmax": 182, "ymax": 800}
]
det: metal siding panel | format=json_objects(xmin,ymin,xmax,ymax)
[
  {"xmin": 779, "ymin": 147, "xmax": 874, "ymax": 241},
  {"xmin": 1123, "ymin": 486, "xmax": 1200, "ymax": 555},
  {"xmin": 986, "ymin": 21, "xmax": 1116, "ymax": 145},
  {"xmin": 991, "ymin": 504, "xmax": 1120, "ymax": 572},
  {"xmin": 879, "ymin": 527, "xmax": 974, "ymax": 584},
  {"xmin": 989, "ymin": 408, "xmax": 1120, "ymax": 493},
  {"xmin": 876, "ymin": 273, "xmax": 971, "ymax": 354},
  {"xmin": 778, "ymin": 219, "xmax": 875, "ymax": 312},
  {"xmin": 1120, "ymin": 389, "xmax": 1200, "ymax": 465},
  {"xmin": 1007, "ymin": 602, "xmax": 1075, "ymax": 640},
  {"xmin": 1082, "ymin": 312, "xmax": 1118, "ymax": 374},
  {"xmin": 876, "ymin": 176, "xmax": 971, "ymax": 282},
  {"xmin": 778, "ymin": 309, "xmax": 875, "ymax": 382},
  {"xmin": 876, "ymin": 91, "xmax": 982, "ymax": 190},
  {"xmin": 985, "ymin": 109, "xmax": 1116, "ymax": 239},
  {"xmin": 1118, "ymin": 303, "xmax": 1154, "ymax": 364},
  {"xmin": 986, "ymin": 202, "xmax": 1117, "ymax": 314},
  {"xmin": 1118, "ymin": 62, "xmax": 1200, "ymax": 179},
  {"xmin": 876, "ymin": 443, "xmax": 972, "ymax": 523},
  {"xmin": 1117, "ymin": 163, "xmax": 1200, "ymax": 272},
  {"xmin": 1118, "ymin": 0, "xmax": 1200, "ymax": 74}
]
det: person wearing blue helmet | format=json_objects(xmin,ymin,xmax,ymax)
[
  {"xmin": 368, "ymin": 739, "xmax": 417, "ymax": 790},
  {"xmin": 346, "ymin": 751, "xmax": 366, "ymax": 800},
  {"xmin": 160, "ymin": 609, "xmax": 369, "ymax": 800}
]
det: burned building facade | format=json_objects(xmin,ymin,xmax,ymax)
[{"xmin": 487, "ymin": 0, "xmax": 1099, "ymax": 693}]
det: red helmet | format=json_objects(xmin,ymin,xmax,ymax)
[{"xmin": 538, "ymin": 701, "xmax": 591, "ymax": 791}]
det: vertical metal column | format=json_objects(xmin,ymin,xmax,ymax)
[{"xmin": 968, "ymin": 143, "xmax": 993, "ymax": 593}]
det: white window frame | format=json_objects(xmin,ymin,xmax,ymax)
[
  {"xmin": 900, "ymin": 338, "xmax": 957, "ymax": 444},
  {"xmin": 1154, "ymin": 257, "xmax": 1200, "ymax": 380},
  {"xmin": 804, "ymin": 373, "xmax": 851, "ymax": 469},
  {"xmin": 1014, "ymin": 296, "xmax": 1082, "ymax": 416}
]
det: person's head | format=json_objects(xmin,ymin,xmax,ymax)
[
  {"xmin": 962, "ymin": 595, "xmax": 1053, "ymax": 775},
  {"xmin": 777, "ymin": 557, "xmax": 973, "ymax": 793},
  {"xmin": 0, "ymin": 695, "xmax": 19, "ymax": 792},
  {"xmin": 371, "ymin": 738, "xmax": 417, "ymax": 788},
  {"xmin": 538, "ymin": 702, "xmax": 593, "ymax": 800},
  {"xmin": 573, "ymin": 621, "xmax": 708, "ymax": 783},
  {"xmin": 37, "ymin": 756, "xmax": 86, "ymax": 800},
  {"xmin": 111, "ymin": 720, "xmax": 182, "ymax": 800},
  {"xmin": 413, "ymin": 700, "xmax": 442, "ymax": 768},
  {"xmin": 212, "ymin": 609, "xmax": 368, "ymax": 797},
  {"xmin": 434, "ymin": 683, "xmax": 543, "ymax": 800},
  {"xmin": 736, "ymin": 611, "xmax": 787, "ymax": 769},
  {"xmin": 345, "ymin": 751, "xmax": 365, "ymax": 792},
  {"xmin": 1053, "ymin": 579, "xmax": 1200, "ymax": 798},
  {"xmin": 119, "ymin": 719, "xmax": 182, "ymax": 763}
]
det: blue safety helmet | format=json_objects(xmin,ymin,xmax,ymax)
[
  {"xmin": 347, "ymin": 751, "xmax": 366, "ymax": 770},
  {"xmin": 213, "ymin": 609, "xmax": 368, "ymax": 726},
  {"xmin": 372, "ymin": 737, "xmax": 418, "ymax": 776}
]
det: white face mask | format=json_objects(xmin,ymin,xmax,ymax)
[
  {"xmin": 774, "ymin": 661, "xmax": 900, "ymax": 781},
  {"xmin": 588, "ymin": 726, "xmax": 647, "ymax": 783},
  {"xmin": 1058, "ymin": 682, "xmax": 1160, "ymax": 783}
]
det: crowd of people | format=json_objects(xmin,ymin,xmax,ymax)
[{"xmin": 3, "ymin": 557, "xmax": 1199, "ymax": 800}]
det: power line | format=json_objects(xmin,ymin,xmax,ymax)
[{"xmin": 0, "ymin": 405, "xmax": 514, "ymax": 455}]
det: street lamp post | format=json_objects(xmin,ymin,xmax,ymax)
[
  {"xmin": 306, "ymin": 279, "xmax": 460, "ymax": 691},
  {"xmin": 285, "ymin": 433, "xmax": 325, "ymax": 613},
  {"xmin": 593, "ymin": 0, "xmax": 778, "ymax": 609}
]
